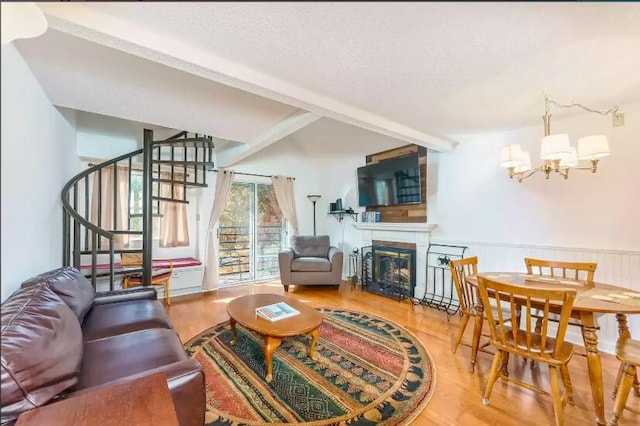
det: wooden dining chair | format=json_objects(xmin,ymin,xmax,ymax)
[
  {"xmin": 121, "ymin": 253, "xmax": 173, "ymax": 306},
  {"xmin": 449, "ymin": 257, "xmax": 518, "ymax": 372},
  {"xmin": 525, "ymin": 258, "xmax": 597, "ymax": 357},
  {"xmin": 477, "ymin": 276, "xmax": 576, "ymax": 426},
  {"xmin": 609, "ymin": 337, "xmax": 640, "ymax": 425},
  {"xmin": 524, "ymin": 257, "xmax": 597, "ymax": 282}
]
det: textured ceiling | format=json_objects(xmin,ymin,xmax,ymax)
[
  {"xmin": 15, "ymin": 2, "xmax": 640, "ymax": 156},
  {"xmin": 74, "ymin": 2, "xmax": 640, "ymax": 136},
  {"xmin": 16, "ymin": 29, "xmax": 298, "ymax": 143}
]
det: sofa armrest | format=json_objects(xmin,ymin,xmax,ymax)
[
  {"xmin": 329, "ymin": 247, "xmax": 344, "ymax": 279},
  {"xmin": 93, "ymin": 287, "xmax": 158, "ymax": 305},
  {"xmin": 278, "ymin": 249, "xmax": 294, "ymax": 286}
]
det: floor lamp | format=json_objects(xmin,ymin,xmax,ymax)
[{"xmin": 307, "ymin": 195, "xmax": 321, "ymax": 236}]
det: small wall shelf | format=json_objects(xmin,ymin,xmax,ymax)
[{"xmin": 329, "ymin": 210, "xmax": 358, "ymax": 222}]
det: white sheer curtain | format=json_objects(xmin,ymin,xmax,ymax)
[
  {"xmin": 90, "ymin": 165, "xmax": 130, "ymax": 249},
  {"xmin": 202, "ymin": 169, "xmax": 235, "ymax": 291},
  {"xmin": 271, "ymin": 176, "xmax": 298, "ymax": 235},
  {"xmin": 159, "ymin": 172, "xmax": 189, "ymax": 247}
]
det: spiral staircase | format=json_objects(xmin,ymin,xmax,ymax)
[{"xmin": 61, "ymin": 129, "xmax": 215, "ymax": 290}]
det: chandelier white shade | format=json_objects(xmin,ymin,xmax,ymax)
[
  {"xmin": 577, "ymin": 135, "xmax": 610, "ymax": 160},
  {"xmin": 499, "ymin": 144, "xmax": 523, "ymax": 168},
  {"xmin": 540, "ymin": 133, "xmax": 571, "ymax": 160},
  {"xmin": 499, "ymin": 94, "xmax": 619, "ymax": 182}
]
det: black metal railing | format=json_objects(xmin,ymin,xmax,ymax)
[{"xmin": 218, "ymin": 224, "xmax": 284, "ymax": 280}]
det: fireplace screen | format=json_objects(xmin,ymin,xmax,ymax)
[{"xmin": 361, "ymin": 246, "xmax": 416, "ymax": 300}]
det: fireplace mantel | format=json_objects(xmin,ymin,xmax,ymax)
[{"xmin": 352, "ymin": 223, "xmax": 437, "ymax": 232}]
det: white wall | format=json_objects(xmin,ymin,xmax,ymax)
[
  {"xmin": 433, "ymin": 101, "xmax": 640, "ymax": 250},
  {"xmin": 1, "ymin": 44, "xmax": 78, "ymax": 301}
]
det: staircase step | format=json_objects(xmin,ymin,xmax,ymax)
[
  {"xmin": 152, "ymin": 160, "xmax": 215, "ymax": 170},
  {"xmin": 152, "ymin": 138, "xmax": 214, "ymax": 148},
  {"xmin": 152, "ymin": 178, "xmax": 208, "ymax": 188},
  {"xmin": 153, "ymin": 196, "xmax": 189, "ymax": 204},
  {"xmin": 108, "ymin": 230, "xmax": 144, "ymax": 235}
]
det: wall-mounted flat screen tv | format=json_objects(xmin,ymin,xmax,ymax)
[{"xmin": 357, "ymin": 154, "xmax": 422, "ymax": 207}]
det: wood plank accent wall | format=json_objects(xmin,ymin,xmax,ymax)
[
  {"xmin": 372, "ymin": 240, "xmax": 417, "ymax": 251},
  {"xmin": 365, "ymin": 144, "xmax": 427, "ymax": 223}
]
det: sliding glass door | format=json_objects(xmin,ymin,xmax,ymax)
[{"xmin": 218, "ymin": 182, "xmax": 286, "ymax": 285}]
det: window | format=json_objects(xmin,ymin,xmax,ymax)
[{"xmin": 128, "ymin": 171, "xmax": 160, "ymax": 239}]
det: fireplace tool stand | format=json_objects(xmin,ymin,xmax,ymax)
[{"xmin": 416, "ymin": 243, "xmax": 467, "ymax": 317}]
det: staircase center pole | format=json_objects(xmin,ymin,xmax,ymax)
[{"xmin": 142, "ymin": 129, "xmax": 154, "ymax": 286}]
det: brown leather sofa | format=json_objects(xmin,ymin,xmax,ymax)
[
  {"xmin": 278, "ymin": 235, "xmax": 344, "ymax": 292},
  {"xmin": 1, "ymin": 267, "xmax": 204, "ymax": 426}
]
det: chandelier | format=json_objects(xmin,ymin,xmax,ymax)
[{"xmin": 499, "ymin": 94, "xmax": 620, "ymax": 182}]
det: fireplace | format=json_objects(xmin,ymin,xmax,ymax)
[{"xmin": 361, "ymin": 245, "xmax": 416, "ymax": 300}]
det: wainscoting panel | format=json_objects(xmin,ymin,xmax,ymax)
[{"xmin": 431, "ymin": 239, "xmax": 640, "ymax": 354}]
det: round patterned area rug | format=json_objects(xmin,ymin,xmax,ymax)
[{"xmin": 184, "ymin": 307, "xmax": 436, "ymax": 425}]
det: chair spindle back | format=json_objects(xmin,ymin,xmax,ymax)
[
  {"xmin": 477, "ymin": 276, "xmax": 576, "ymax": 360},
  {"xmin": 525, "ymin": 258, "xmax": 596, "ymax": 282},
  {"xmin": 450, "ymin": 257, "xmax": 479, "ymax": 317}
]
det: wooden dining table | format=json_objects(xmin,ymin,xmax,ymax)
[{"xmin": 466, "ymin": 272, "xmax": 640, "ymax": 426}]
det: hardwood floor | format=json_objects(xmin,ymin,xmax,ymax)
[{"xmin": 166, "ymin": 281, "xmax": 639, "ymax": 426}]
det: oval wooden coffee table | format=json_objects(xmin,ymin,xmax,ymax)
[{"xmin": 226, "ymin": 293, "xmax": 323, "ymax": 383}]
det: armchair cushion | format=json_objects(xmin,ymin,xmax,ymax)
[
  {"xmin": 291, "ymin": 257, "xmax": 332, "ymax": 272},
  {"xmin": 291, "ymin": 235, "xmax": 330, "ymax": 258},
  {"xmin": 21, "ymin": 266, "xmax": 95, "ymax": 324}
]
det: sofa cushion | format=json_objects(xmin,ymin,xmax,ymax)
[
  {"xmin": 1, "ymin": 285, "xmax": 83, "ymax": 425},
  {"xmin": 291, "ymin": 257, "xmax": 332, "ymax": 272},
  {"xmin": 82, "ymin": 299, "xmax": 172, "ymax": 342},
  {"xmin": 21, "ymin": 267, "xmax": 95, "ymax": 324},
  {"xmin": 291, "ymin": 235, "xmax": 330, "ymax": 258},
  {"xmin": 74, "ymin": 328, "xmax": 189, "ymax": 390}
]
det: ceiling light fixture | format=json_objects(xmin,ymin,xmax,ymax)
[{"xmin": 499, "ymin": 94, "xmax": 620, "ymax": 182}]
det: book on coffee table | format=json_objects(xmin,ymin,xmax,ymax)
[{"xmin": 256, "ymin": 302, "xmax": 300, "ymax": 322}]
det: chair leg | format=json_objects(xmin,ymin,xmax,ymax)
[
  {"xmin": 560, "ymin": 364, "xmax": 574, "ymax": 406},
  {"xmin": 471, "ymin": 313, "xmax": 484, "ymax": 373},
  {"xmin": 165, "ymin": 279, "xmax": 171, "ymax": 306},
  {"xmin": 548, "ymin": 366, "xmax": 564, "ymax": 426},
  {"xmin": 453, "ymin": 313, "xmax": 470, "ymax": 354},
  {"xmin": 634, "ymin": 371, "xmax": 640, "ymax": 397},
  {"xmin": 501, "ymin": 351, "xmax": 510, "ymax": 377},
  {"xmin": 610, "ymin": 363, "xmax": 636, "ymax": 426},
  {"xmin": 612, "ymin": 363, "xmax": 624, "ymax": 399},
  {"xmin": 482, "ymin": 350, "xmax": 503, "ymax": 406}
]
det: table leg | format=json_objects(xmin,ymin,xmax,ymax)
[
  {"xmin": 580, "ymin": 312, "xmax": 605, "ymax": 425},
  {"xmin": 471, "ymin": 303, "xmax": 484, "ymax": 373},
  {"xmin": 309, "ymin": 328, "xmax": 319, "ymax": 360},
  {"xmin": 263, "ymin": 335, "xmax": 282, "ymax": 383},
  {"xmin": 615, "ymin": 313, "xmax": 640, "ymax": 397},
  {"xmin": 229, "ymin": 318, "xmax": 237, "ymax": 346}
]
